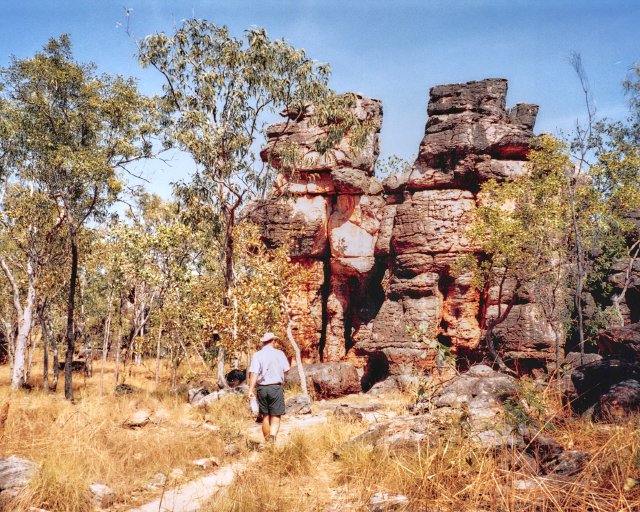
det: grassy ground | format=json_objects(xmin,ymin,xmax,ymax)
[
  {"xmin": 2, "ymin": 359, "xmax": 640, "ymax": 511},
  {"xmin": 0, "ymin": 358, "xmax": 253, "ymax": 511},
  {"xmin": 208, "ymin": 384, "xmax": 640, "ymax": 512}
]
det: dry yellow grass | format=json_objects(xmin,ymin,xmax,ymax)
[
  {"xmin": 0, "ymin": 358, "xmax": 253, "ymax": 511},
  {"xmin": 208, "ymin": 382, "xmax": 640, "ymax": 512},
  {"xmin": 209, "ymin": 419, "xmax": 365, "ymax": 512},
  {"xmin": 3, "ymin": 358, "xmax": 640, "ymax": 512}
]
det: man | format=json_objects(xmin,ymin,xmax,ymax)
[{"xmin": 248, "ymin": 332, "xmax": 290, "ymax": 442}]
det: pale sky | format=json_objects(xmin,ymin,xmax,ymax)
[{"xmin": 1, "ymin": 0, "xmax": 638, "ymax": 196}]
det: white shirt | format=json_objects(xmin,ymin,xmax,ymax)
[{"xmin": 249, "ymin": 344, "xmax": 290, "ymax": 385}]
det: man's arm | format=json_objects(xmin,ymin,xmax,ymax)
[{"xmin": 248, "ymin": 371, "xmax": 257, "ymax": 399}]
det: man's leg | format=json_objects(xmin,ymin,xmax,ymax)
[
  {"xmin": 269, "ymin": 415, "xmax": 281, "ymax": 439},
  {"xmin": 261, "ymin": 414, "xmax": 270, "ymax": 440}
]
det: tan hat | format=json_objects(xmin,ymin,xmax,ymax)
[{"xmin": 260, "ymin": 332, "xmax": 277, "ymax": 343}]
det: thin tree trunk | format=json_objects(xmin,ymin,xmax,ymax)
[
  {"xmin": 39, "ymin": 307, "xmax": 50, "ymax": 392},
  {"xmin": 79, "ymin": 270, "xmax": 92, "ymax": 378},
  {"xmin": 1, "ymin": 320, "xmax": 13, "ymax": 368},
  {"xmin": 64, "ymin": 229, "xmax": 79, "ymax": 400},
  {"xmin": 568, "ymin": 53, "xmax": 595, "ymax": 365},
  {"xmin": 51, "ymin": 325, "xmax": 59, "ymax": 392},
  {"xmin": 155, "ymin": 321, "xmax": 163, "ymax": 387},
  {"xmin": 281, "ymin": 294, "xmax": 308, "ymax": 396},
  {"xmin": 217, "ymin": 347, "xmax": 229, "ymax": 389},
  {"xmin": 25, "ymin": 327, "xmax": 36, "ymax": 385},
  {"xmin": 485, "ymin": 286, "xmax": 520, "ymax": 374},
  {"xmin": 0, "ymin": 256, "xmax": 36, "ymax": 390},
  {"xmin": 114, "ymin": 292, "xmax": 123, "ymax": 386},
  {"xmin": 99, "ymin": 289, "xmax": 114, "ymax": 397},
  {"xmin": 612, "ymin": 239, "xmax": 640, "ymax": 326}
]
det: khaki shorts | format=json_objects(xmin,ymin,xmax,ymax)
[{"xmin": 257, "ymin": 384, "xmax": 285, "ymax": 416}]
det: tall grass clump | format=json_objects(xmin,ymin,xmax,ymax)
[{"xmin": 210, "ymin": 419, "xmax": 365, "ymax": 512}]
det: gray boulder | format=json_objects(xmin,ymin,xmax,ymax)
[
  {"xmin": 285, "ymin": 394, "xmax": 312, "ymax": 415},
  {"xmin": 286, "ymin": 362, "xmax": 361, "ymax": 398},
  {"xmin": 0, "ymin": 456, "xmax": 35, "ymax": 491},
  {"xmin": 0, "ymin": 456, "xmax": 36, "ymax": 506},
  {"xmin": 599, "ymin": 379, "xmax": 640, "ymax": 421}
]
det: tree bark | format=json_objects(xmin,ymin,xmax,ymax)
[
  {"xmin": 155, "ymin": 321, "xmax": 162, "ymax": 387},
  {"xmin": 217, "ymin": 347, "xmax": 229, "ymax": 389},
  {"xmin": 99, "ymin": 289, "xmax": 114, "ymax": 397},
  {"xmin": 0, "ymin": 256, "xmax": 36, "ymax": 390},
  {"xmin": 25, "ymin": 328, "xmax": 36, "ymax": 385},
  {"xmin": 51, "ymin": 324, "xmax": 59, "ymax": 392},
  {"xmin": 64, "ymin": 226, "xmax": 79, "ymax": 400},
  {"xmin": 114, "ymin": 291, "xmax": 123, "ymax": 386},
  {"xmin": 280, "ymin": 294, "xmax": 308, "ymax": 396},
  {"xmin": 39, "ymin": 306, "xmax": 50, "ymax": 393}
]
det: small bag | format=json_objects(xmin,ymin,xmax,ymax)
[{"xmin": 249, "ymin": 397, "xmax": 259, "ymax": 415}]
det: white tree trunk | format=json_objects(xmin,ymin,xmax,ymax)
[
  {"xmin": 280, "ymin": 294, "xmax": 308, "ymax": 396},
  {"xmin": 0, "ymin": 256, "xmax": 36, "ymax": 390}
]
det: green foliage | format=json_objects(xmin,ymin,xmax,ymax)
[
  {"xmin": 138, "ymin": 20, "xmax": 364, "ymax": 202},
  {"xmin": 503, "ymin": 377, "xmax": 548, "ymax": 429},
  {"xmin": 466, "ymin": 135, "xmax": 571, "ymax": 293},
  {"xmin": 1, "ymin": 35, "xmax": 156, "ymax": 223},
  {"xmin": 374, "ymin": 155, "xmax": 412, "ymax": 179},
  {"xmin": 407, "ymin": 322, "xmax": 454, "ymax": 368}
]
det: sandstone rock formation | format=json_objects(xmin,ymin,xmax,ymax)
[
  {"xmin": 249, "ymin": 79, "xmax": 558, "ymax": 384},
  {"xmin": 247, "ymin": 93, "xmax": 385, "ymax": 367},
  {"xmin": 571, "ymin": 357, "xmax": 640, "ymax": 419},
  {"xmin": 608, "ymin": 252, "xmax": 640, "ymax": 325}
]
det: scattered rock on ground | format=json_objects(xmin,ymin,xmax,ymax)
[
  {"xmin": 192, "ymin": 392, "xmax": 220, "ymax": 408},
  {"xmin": 224, "ymin": 443, "xmax": 240, "ymax": 456},
  {"xmin": 560, "ymin": 352, "xmax": 602, "ymax": 397},
  {"xmin": 192, "ymin": 457, "xmax": 220, "ymax": 470},
  {"xmin": 114, "ymin": 383, "xmax": 142, "ymax": 396},
  {"xmin": 0, "ymin": 456, "xmax": 36, "ymax": 509},
  {"xmin": 146, "ymin": 472, "xmax": 167, "ymax": 490},
  {"xmin": 90, "ymin": 483, "xmax": 116, "ymax": 509},
  {"xmin": 571, "ymin": 357, "xmax": 640, "ymax": 415},
  {"xmin": 599, "ymin": 379, "xmax": 640, "ymax": 421},
  {"xmin": 188, "ymin": 386, "xmax": 210, "ymax": 404},
  {"xmin": 150, "ymin": 408, "xmax": 171, "ymax": 424},
  {"xmin": 542, "ymin": 450, "xmax": 589, "ymax": 476},
  {"xmin": 0, "ymin": 456, "xmax": 35, "ymax": 492},
  {"xmin": 366, "ymin": 375, "xmax": 419, "ymax": 395},
  {"xmin": 123, "ymin": 410, "xmax": 151, "ymax": 428},
  {"xmin": 367, "ymin": 492, "xmax": 409, "ymax": 512},
  {"xmin": 286, "ymin": 394, "xmax": 312, "ymax": 415},
  {"xmin": 332, "ymin": 402, "xmax": 384, "ymax": 421},
  {"xmin": 337, "ymin": 365, "xmax": 587, "ymax": 481}
]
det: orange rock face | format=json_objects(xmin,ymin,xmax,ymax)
[{"xmin": 249, "ymin": 79, "xmax": 560, "ymax": 383}]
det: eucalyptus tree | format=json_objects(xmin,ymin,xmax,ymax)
[
  {"xmin": 0, "ymin": 36, "xmax": 157, "ymax": 399},
  {"xmin": 457, "ymin": 135, "xmax": 572, "ymax": 371},
  {"xmin": 591, "ymin": 66, "xmax": 640, "ymax": 326},
  {"xmin": 0, "ymin": 185, "xmax": 62, "ymax": 389},
  {"xmin": 566, "ymin": 57, "xmax": 640, "ymax": 354},
  {"xmin": 137, "ymin": 20, "xmax": 371, "ymax": 375}
]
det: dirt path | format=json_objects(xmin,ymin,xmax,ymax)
[{"xmin": 126, "ymin": 411, "xmax": 332, "ymax": 512}]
